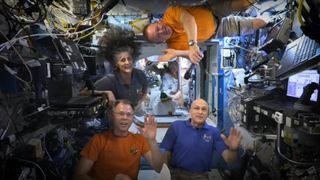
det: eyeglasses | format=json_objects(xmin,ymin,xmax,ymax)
[{"xmin": 113, "ymin": 111, "xmax": 134, "ymax": 117}]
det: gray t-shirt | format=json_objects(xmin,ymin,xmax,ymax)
[{"xmin": 94, "ymin": 68, "xmax": 148, "ymax": 105}]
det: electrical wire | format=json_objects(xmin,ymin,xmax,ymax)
[
  {"xmin": 0, "ymin": 31, "xmax": 33, "ymax": 90},
  {"xmin": 74, "ymin": 30, "xmax": 95, "ymax": 41},
  {"xmin": 0, "ymin": 13, "xmax": 107, "ymax": 51},
  {"xmin": 1, "ymin": 0, "xmax": 47, "ymax": 24},
  {"xmin": 246, "ymin": 0, "xmax": 261, "ymax": 11},
  {"xmin": 258, "ymin": 0, "xmax": 287, "ymax": 14},
  {"xmin": 3, "ymin": 64, "xmax": 31, "ymax": 91},
  {"xmin": 0, "ymin": 55, "xmax": 9, "ymax": 62},
  {"xmin": 74, "ymin": 12, "xmax": 102, "ymax": 32},
  {"xmin": 0, "ymin": 101, "xmax": 13, "ymax": 140},
  {"xmin": 297, "ymin": 0, "xmax": 305, "ymax": 26},
  {"xmin": 45, "ymin": 5, "xmax": 77, "ymax": 33},
  {"xmin": 23, "ymin": 106, "xmax": 51, "ymax": 119},
  {"xmin": 0, "ymin": 24, "xmax": 36, "ymax": 53},
  {"xmin": 71, "ymin": 12, "xmax": 104, "ymax": 42},
  {"xmin": 13, "ymin": 157, "xmax": 46, "ymax": 180}
]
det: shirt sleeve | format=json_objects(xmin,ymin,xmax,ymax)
[
  {"xmin": 80, "ymin": 134, "xmax": 104, "ymax": 161},
  {"xmin": 160, "ymin": 123, "xmax": 177, "ymax": 152},
  {"xmin": 212, "ymin": 129, "xmax": 227, "ymax": 155},
  {"xmin": 162, "ymin": 6, "xmax": 182, "ymax": 26},
  {"xmin": 94, "ymin": 75, "xmax": 115, "ymax": 91}
]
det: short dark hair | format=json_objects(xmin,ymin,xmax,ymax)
[
  {"xmin": 142, "ymin": 23, "xmax": 151, "ymax": 41},
  {"xmin": 165, "ymin": 61, "xmax": 178, "ymax": 74},
  {"xmin": 112, "ymin": 99, "xmax": 135, "ymax": 111}
]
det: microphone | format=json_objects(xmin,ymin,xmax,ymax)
[{"xmin": 184, "ymin": 64, "xmax": 196, "ymax": 80}]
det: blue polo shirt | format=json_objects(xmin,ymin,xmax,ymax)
[
  {"xmin": 94, "ymin": 68, "xmax": 148, "ymax": 106},
  {"xmin": 160, "ymin": 119, "xmax": 227, "ymax": 173}
]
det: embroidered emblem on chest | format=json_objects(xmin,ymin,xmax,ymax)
[
  {"xmin": 130, "ymin": 146, "xmax": 138, "ymax": 155},
  {"xmin": 203, "ymin": 134, "xmax": 212, "ymax": 142}
]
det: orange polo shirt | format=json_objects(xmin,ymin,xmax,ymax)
[
  {"xmin": 80, "ymin": 131, "xmax": 150, "ymax": 180},
  {"xmin": 163, "ymin": 6, "xmax": 216, "ymax": 50}
]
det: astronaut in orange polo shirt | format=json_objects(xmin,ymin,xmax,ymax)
[
  {"xmin": 73, "ymin": 100, "xmax": 163, "ymax": 180},
  {"xmin": 144, "ymin": 5, "xmax": 268, "ymax": 64}
]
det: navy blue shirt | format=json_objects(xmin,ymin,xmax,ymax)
[
  {"xmin": 160, "ymin": 119, "xmax": 227, "ymax": 173},
  {"xmin": 94, "ymin": 68, "xmax": 148, "ymax": 106}
]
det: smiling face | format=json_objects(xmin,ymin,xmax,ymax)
[
  {"xmin": 145, "ymin": 21, "xmax": 173, "ymax": 43},
  {"xmin": 189, "ymin": 99, "xmax": 209, "ymax": 128},
  {"xmin": 112, "ymin": 102, "xmax": 134, "ymax": 136},
  {"xmin": 114, "ymin": 51, "xmax": 134, "ymax": 74}
]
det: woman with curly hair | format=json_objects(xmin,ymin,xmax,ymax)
[{"xmin": 93, "ymin": 27, "xmax": 148, "ymax": 107}]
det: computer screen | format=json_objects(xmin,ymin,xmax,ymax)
[
  {"xmin": 34, "ymin": 36, "xmax": 87, "ymax": 75},
  {"xmin": 54, "ymin": 38, "xmax": 87, "ymax": 75},
  {"xmin": 287, "ymin": 70, "xmax": 319, "ymax": 101}
]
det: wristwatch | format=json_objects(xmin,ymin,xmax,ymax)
[{"xmin": 188, "ymin": 40, "xmax": 197, "ymax": 46}]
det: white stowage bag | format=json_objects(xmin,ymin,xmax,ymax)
[
  {"xmin": 153, "ymin": 100, "xmax": 176, "ymax": 116},
  {"xmin": 150, "ymin": 90, "xmax": 176, "ymax": 116},
  {"xmin": 160, "ymin": 163, "xmax": 171, "ymax": 180}
]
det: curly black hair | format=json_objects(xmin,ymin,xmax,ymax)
[{"xmin": 98, "ymin": 27, "xmax": 141, "ymax": 69}]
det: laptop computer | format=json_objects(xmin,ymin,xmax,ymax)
[
  {"xmin": 50, "ymin": 96, "xmax": 103, "ymax": 108},
  {"xmin": 276, "ymin": 35, "xmax": 320, "ymax": 80},
  {"xmin": 255, "ymin": 70, "xmax": 319, "ymax": 112}
]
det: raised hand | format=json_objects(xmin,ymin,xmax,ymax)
[
  {"xmin": 138, "ymin": 114, "xmax": 157, "ymax": 140},
  {"xmin": 220, "ymin": 128, "xmax": 242, "ymax": 151},
  {"xmin": 188, "ymin": 44, "xmax": 203, "ymax": 64}
]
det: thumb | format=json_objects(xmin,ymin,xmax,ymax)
[{"xmin": 220, "ymin": 133, "xmax": 227, "ymax": 141}]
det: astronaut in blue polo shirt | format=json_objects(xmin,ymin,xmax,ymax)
[{"xmin": 160, "ymin": 98, "xmax": 241, "ymax": 179}]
